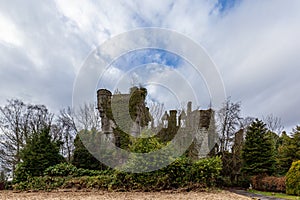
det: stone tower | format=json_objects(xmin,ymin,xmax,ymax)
[{"xmin": 97, "ymin": 89, "xmax": 113, "ymax": 134}]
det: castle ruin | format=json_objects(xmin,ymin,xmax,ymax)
[{"xmin": 97, "ymin": 87, "xmax": 217, "ymax": 159}]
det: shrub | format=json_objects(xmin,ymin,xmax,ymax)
[
  {"xmin": 286, "ymin": 160, "xmax": 300, "ymax": 195},
  {"xmin": 191, "ymin": 156, "xmax": 222, "ymax": 186},
  {"xmin": 13, "ymin": 156, "xmax": 222, "ymax": 191},
  {"xmin": 161, "ymin": 156, "xmax": 191, "ymax": 188},
  {"xmin": 251, "ymin": 175, "xmax": 285, "ymax": 192},
  {"xmin": 44, "ymin": 163, "xmax": 111, "ymax": 177},
  {"xmin": 13, "ymin": 176, "xmax": 66, "ymax": 191},
  {"xmin": 44, "ymin": 163, "xmax": 77, "ymax": 177},
  {"xmin": 113, "ymin": 156, "xmax": 222, "ymax": 191},
  {"xmin": 13, "ymin": 129, "xmax": 223, "ymax": 192},
  {"xmin": 13, "ymin": 162, "xmax": 31, "ymax": 183}
]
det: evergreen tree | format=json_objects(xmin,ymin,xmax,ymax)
[
  {"xmin": 241, "ymin": 119, "xmax": 276, "ymax": 176},
  {"xmin": 19, "ymin": 128, "xmax": 64, "ymax": 177},
  {"xmin": 72, "ymin": 129, "xmax": 106, "ymax": 170},
  {"xmin": 277, "ymin": 126, "xmax": 300, "ymax": 175}
]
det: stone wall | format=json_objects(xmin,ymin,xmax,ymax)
[{"xmin": 96, "ymin": 88, "xmax": 218, "ymax": 160}]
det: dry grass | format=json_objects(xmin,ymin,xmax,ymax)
[{"xmin": 0, "ymin": 190, "xmax": 251, "ymax": 200}]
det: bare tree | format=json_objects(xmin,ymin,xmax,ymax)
[
  {"xmin": 217, "ymin": 98, "xmax": 243, "ymax": 153},
  {"xmin": 74, "ymin": 103, "xmax": 101, "ymax": 131},
  {"xmin": 263, "ymin": 114, "xmax": 284, "ymax": 134},
  {"xmin": 240, "ymin": 116, "xmax": 255, "ymax": 130},
  {"xmin": 58, "ymin": 107, "xmax": 77, "ymax": 132},
  {"xmin": 56, "ymin": 107, "xmax": 77, "ymax": 162},
  {"xmin": 56, "ymin": 103, "xmax": 101, "ymax": 161},
  {"xmin": 0, "ymin": 99, "xmax": 53, "ymax": 173}
]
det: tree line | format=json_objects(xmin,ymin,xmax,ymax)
[
  {"xmin": 216, "ymin": 98, "xmax": 300, "ymax": 187},
  {"xmin": 0, "ymin": 99, "xmax": 101, "ymax": 178},
  {"xmin": 0, "ymin": 97, "xmax": 299, "ymax": 186}
]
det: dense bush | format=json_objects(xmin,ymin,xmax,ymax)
[
  {"xmin": 62, "ymin": 175, "xmax": 114, "ymax": 190},
  {"xmin": 13, "ymin": 156, "xmax": 222, "ymax": 191},
  {"xmin": 72, "ymin": 131, "xmax": 107, "ymax": 170},
  {"xmin": 44, "ymin": 163, "xmax": 110, "ymax": 177},
  {"xmin": 251, "ymin": 175, "xmax": 285, "ymax": 192},
  {"xmin": 44, "ymin": 163, "xmax": 77, "ymax": 177},
  {"xmin": 13, "ymin": 162, "xmax": 31, "ymax": 183},
  {"xmin": 122, "ymin": 132, "xmax": 173, "ymax": 173},
  {"xmin": 62, "ymin": 156, "xmax": 222, "ymax": 191},
  {"xmin": 13, "ymin": 176, "xmax": 66, "ymax": 191},
  {"xmin": 13, "ymin": 130, "xmax": 222, "ymax": 191},
  {"xmin": 286, "ymin": 160, "xmax": 300, "ymax": 195},
  {"xmin": 193, "ymin": 157, "xmax": 222, "ymax": 184}
]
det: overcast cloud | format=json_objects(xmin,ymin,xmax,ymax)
[{"xmin": 0, "ymin": 0, "xmax": 299, "ymax": 132}]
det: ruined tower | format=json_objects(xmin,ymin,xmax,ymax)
[
  {"xmin": 97, "ymin": 87, "xmax": 151, "ymax": 139},
  {"xmin": 97, "ymin": 89, "xmax": 113, "ymax": 134}
]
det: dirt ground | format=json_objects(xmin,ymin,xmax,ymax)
[{"xmin": 0, "ymin": 190, "xmax": 251, "ymax": 200}]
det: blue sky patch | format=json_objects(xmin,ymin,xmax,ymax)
[
  {"xmin": 110, "ymin": 48, "xmax": 184, "ymax": 71},
  {"xmin": 215, "ymin": 0, "xmax": 241, "ymax": 14}
]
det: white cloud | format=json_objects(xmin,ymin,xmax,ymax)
[
  {"xmin": 0, "ymin": 0, "xmax": 299, "ymax": 132},
  {"xmin": 201, "ymin": 0, "xmax": 300, "ymax": 130},
  {"xmin": 0, "ymin": 13, "xmax": 23, "ymax": 46}
]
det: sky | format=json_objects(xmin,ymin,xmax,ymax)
[{"xmin": 0, "ymin": 0, "xmax": 299, "ymax": 133}]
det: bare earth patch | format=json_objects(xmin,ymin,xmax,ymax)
[{"xmin": 1, "ymin": 190, "xmax": 251, "ymax": 200}]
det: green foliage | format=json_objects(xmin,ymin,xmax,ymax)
[
  {"xmin": 128, "ymin": 87, "xmax": 150, "ymax": 127},
  {"xmin": 13, "ymin": 176, "xmax": 66, "ymax": 191},
  {"xmin": 13, "ymin": 156, "xmax": 222, "ymax": 191},
  {"xmin": 14, "ymin": 157, "xmax": 222, "ymax": 191},
  {"xmin": 286, "ymin": 160, "xmax": 300, "ymax": 195},
  {"xmin": 13, "ymin": 128, "xmax": 222, "ymax": 191},
  {"xmin": 241, "ymin": 119, "xmax": 276, "ymax": 176},
  {"xmin": 161, "ymin": 157, "xmax": 191, "ymax": 188},
  {"xmin": 44, "ymin": 163, "xmax": 110, "ymax": 177},
  {"xmin": 129, "ymin": 130, "xmax": 165, "ymax": 153},
  {"xmin": 61, "ymin": 156, "xmax": 222, "ymax": 191},
  {"xmin": 14, "ymin": 128, "xmax": 64, "ymax": 182},
  {"xmin": 13, "ymin": 162, "xmax": 30, "ymax": 183},
  {"xmin": 277, "ymin": 126, "xmax": 300, "ymax": 175},
  {"xmin": 72, "ymin": 130, "xmax": 107, "ymax": 170},
  {"xmin": 121, "ymin": 129, "xmax": 174, "ymax": 173},
  {"xmin": 190, "ymin": 156, "xmax": 222, "ymax": 186},
  {"xmin": 113, "ymin": 127, "xmax": 131, "ymax": 149},
  {"xmin": 44, "ymin": 163, "xmax": 78, "ymax": 177},
  {"xmin": 62, "ymin": 175, "xmax": 114, "ymax": 190}
]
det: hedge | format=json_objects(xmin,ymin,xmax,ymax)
[
  {"xmin": 251, "ymin": 175, "xmax": 285, "ymax": 192},
  {"xmin": 286, "ymin": 160, "xmax": 300, "ymax": 195},
  {"xmin": 13, "ymin": 156, "xmax": 222, "ymax": 191}
]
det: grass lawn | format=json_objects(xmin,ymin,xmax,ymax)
[{"xmin": 248, "ymin": 189, "xmax": 300, "ymax": 200}]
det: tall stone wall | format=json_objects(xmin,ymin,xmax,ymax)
[{"xmin": 97, "ymin": 88, "xmax": 217, "ymax": 160}]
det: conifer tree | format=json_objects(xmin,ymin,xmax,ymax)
[
  {"xmin": 277, "ymin": 126, "xmax": 300, "ymax": 175},
  {"xmin": 241, "ymin": 119, "xmax": 275, "ymax": 176},
  {"xmin": 72, "ymin": 130, "xmax": 106, "ymax": 170},
  {"xmin": 19, "ymin": 128, "xmax": 64, "ymax": 177}
]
